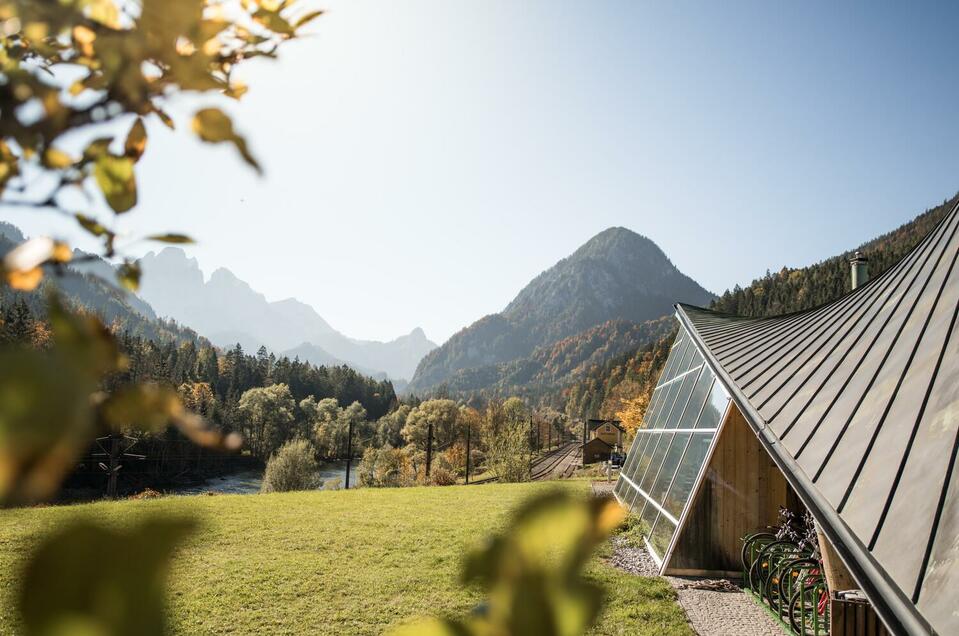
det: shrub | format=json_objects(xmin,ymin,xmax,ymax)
[
  {"xmin": 359, "ymin": 445, "xmax": 416, "ymax": 488},
  {"xmin": 429, "ymin": 466, "xmax": 457, "ymax": 486},
  {"xmin": 261, "ymin": 439, "xmax": 320, "ymax": 493},
  {"xmin": 485, "ymin": 424, "xmax": 530, "ymax": 483},
  {"xmin": 613, "ymin": 511, "xmax": 651, "ymax": 549},
  {"xmin": 324, "ymin": 477, "xmax": 343, "ymax": 491}
]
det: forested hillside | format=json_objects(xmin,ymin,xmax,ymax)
[
  {"xmin": 564, "ymin": 193, "xmax": 958, "ymax": 424},
  {"xmin": 410, "ymin": 227, "xmax": 713, "ymax": 393},
  {"xmin": 436, "ymin": 318, "xmax": 674, "ymax": 402}
]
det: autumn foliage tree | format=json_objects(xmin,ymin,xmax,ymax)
[{"xmin": 0, "ymin": 3, "xmax": 319, "ymax": 633}]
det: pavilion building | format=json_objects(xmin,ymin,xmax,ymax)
[{"xmin": 614, "ymin": 201, "xmax": 959, "ymax": 635}]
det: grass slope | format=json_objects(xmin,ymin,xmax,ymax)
[{"xmin": 0, "ymin": 483, "xmax": 690, "ymax": 635}]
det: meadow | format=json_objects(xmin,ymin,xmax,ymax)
[{"xmin": 0, "ymin": 482, "xmax": 691, "ymax": 635}]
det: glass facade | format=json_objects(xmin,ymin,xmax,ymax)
[{"xmin": 613, "ymin": 323, "xmax": 731, "ymax": 563}]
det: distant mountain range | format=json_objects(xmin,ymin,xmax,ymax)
[
  {"xmin": 0, "ymin": 222, "xmax": 202, "ymax": 346},
  {"xmin": 137, "ymin": 248, "xmax": 437, "ymax": 381},
  {"xmin": 408, "ymin": 227, "xmax": 714, "ymax": 394}
]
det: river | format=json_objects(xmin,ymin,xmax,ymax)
[{"xmin": 173, "ymin": 462, "xmax": 359, "ymax": 496}]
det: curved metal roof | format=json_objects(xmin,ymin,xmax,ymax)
[{"xmin": 676, "ymin": 200, "xmax": 959, "ymax": 636}]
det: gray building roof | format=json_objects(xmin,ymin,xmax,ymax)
[{"xmin": 676, "ymin": 200, "xmax": 959, "ymax": 635}]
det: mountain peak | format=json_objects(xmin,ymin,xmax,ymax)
[
  {"xmin": 574, "ymin": 226, "xmax": 663, "ymax": 261},
  {"xmin": 410, "ymin": 228, "xmax": 713, "ymax": 393}
]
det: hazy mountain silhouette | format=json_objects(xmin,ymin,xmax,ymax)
[{"xmin": 137, "ymin": 248, "xmax": 437, "ymax": 380}]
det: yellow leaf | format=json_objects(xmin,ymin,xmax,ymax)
[
  {"xmin": 191, "ymin": 108, "xmax": 234, "ymax": 142},
  {"xmin": 51, "ymin": 243, "xmax": 73, "ymax": 263},
  {"xmin": 73, "ymin": 25, "xmax": 96, "ymax": 45},
  {"xmin": 4, "ymin": 237, "xmax": 54, "ymax": 272},
  {"xmin": 192, "ymin": 108, "xmax": 261, "ymax": 173},
  {"xmin": 94, "ymin": 155, "xmax": 137, "ymax": 213},
  {"xmin": 294, "ymin": 10, "xmax": 324, "ymax": 29},
  {"xmin": 224, "ymin": 81, "xmax": 248, "ymax": 100},
  {"xmin": 124, "ymin": 118, "xmax": 147, "ymax": 160},
  {"xmin": 86, "ymin": 0, "xmax": 120, "ymax": 29},
  {"xmin": 42, "ymin": 148, "xmax": 74, "ymax": 169},
  {"xmin": 6, "ymin": 267, "xmax": 43, "ymax": 291}
]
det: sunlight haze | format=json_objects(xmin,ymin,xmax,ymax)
[{"xmin": 5, "ymin": 0, "xmax": 959, "ymax": 343}]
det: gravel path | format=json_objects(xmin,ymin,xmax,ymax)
[{"xmin": 605, "ymin": 535, "xmax": 786, "ymax": 636}]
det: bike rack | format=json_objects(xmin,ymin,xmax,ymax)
[{"xmin": 741, "ymin": 531, "xmax": 830, "ymax": 635}]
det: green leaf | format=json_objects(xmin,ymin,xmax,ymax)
[
  {"xmin": 124, "ymin": 118, "xmax": 147, "ymax": 160},
  {"xmin": 75, "ymin": 213, "xmax": 109, "ymax": 237},
  {"xmin": 117, "ymin": 260, "xmax": 141, "ymax": 291},
  {"xmin": 94, "ymin": 155, "xmax": 137, "ymax": 213},
  {"xmin": 146, "ymin": 233, "xmax": 194, "ymax": 244},
  {"xmin": 83, "ymin": 137, "xmax": 114, "ymax": 161},
  {"xmin": 192, "ymin": 108, "xmax": 261, "ymax": 173},
  {"xmin": 19, "ymin": 517, "xmax": 196, "ymax": 636}
]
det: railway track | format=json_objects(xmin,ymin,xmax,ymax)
[{"xmin": 470, "ymin": 441, "xmax": 580, "ymax": 485}]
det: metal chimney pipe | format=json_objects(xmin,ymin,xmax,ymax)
[{"xmin": 850, "ymin": 251, "xmax": 869, "ymax": 290}]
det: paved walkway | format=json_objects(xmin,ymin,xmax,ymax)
[{"xmin": 605, "ymin": 534, "xmax": 785, "ymax": 636}]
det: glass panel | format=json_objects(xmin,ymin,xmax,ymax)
[
  {"xmin": 650, "ymin": 514, "xmax": 677, "ymax": 557},
  {"xmin": 625, "ymin": 432, "xmax": 653, "ymax": 476},
  {"xmin": 613, "ymin": 477, "xmax": 626, "ymax": 499},
  {"xmin": 662, "ymin": 366, "xmax": 703, "ymax": 430},
  {"xmin": 665, "ymin": 330, "xmax": 689, "ymax": 373},
  {"xmin": 664, "ymin": 432, "xmax": 714, "ymax": 518},
  {"xmin": 628, "ymin": 485, "xmax": 647, "ymax": 514},
  {"xmin": 696, "ymin": 380, "xmax": 730, "ymax": 429},
  {"xmin": 676, "ymin": 367, "xmax": 713, "ymax": 430},
  {"xmin": 674, "ymin": 340, "xmax": 697, "ymax": 378},
  {"xmin": 639, "ymin": 432, "xmax": 672, "ymax": 492},
  {"xmin": 640, "ymin": 497, "xmax": 660, "ymax": 534},
  {"xmin": 642, "ymin": 385, "xmax": 669, "ymax": 429},
  {"xmin": 630, "ymin": 432, "xmax": 661, "ymax": 485},
  {"xmin": 657, "ymin": 335, "xmax": 690, "ymax": 387},
  {"xmin": 649, "ymin": 432, "xmax": 692, "ymax": 504},
  {"xmin": 620, "ymin": 437, "xmax": 641, "ymax": 476},
  {"xmin": 682, "ymin": 346, "xmax": 704, "ymax": 374},
  {"xmin": 653, "ymin": 380, "xmax": 683, "ymax": 429}
]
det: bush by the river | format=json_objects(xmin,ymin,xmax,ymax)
[{"xmin": 261, "ymin": 439, "xmax": 320, "ymax": 493}]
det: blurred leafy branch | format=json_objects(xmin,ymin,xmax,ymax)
[
  {"xmin": 0, "ymin": 0, "xmax": 319, "ymax": 502},
  {"xmin": 0, "ymin": 2, "xmax": 318, "ymax": 632},
  {"xmin": 391, "ymin": 490, "xmax": 625, "ymax": 636},
  {"xmin": 0, "ymin": 0, "xmax": 321, "ymax": 291}
]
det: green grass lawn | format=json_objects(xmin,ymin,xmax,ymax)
[{"xmin": 0, "ymin": 482, "xmax": 691, "ymax": 635}]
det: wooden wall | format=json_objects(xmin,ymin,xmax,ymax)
[{"xmin": 665, "ymin": 405, "xmax": 803, "ymax": 576}]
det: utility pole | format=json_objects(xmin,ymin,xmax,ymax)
[
  {"xmin": 106, "ymin": 433, "xmax": 121, "ymax": 499},
  {"xmin": 548, "ymin": 420, "xmax": 551, "ymax": 452},
  {"xmin": 465, "ymin": 422, "xmax": 471, "ymax": 485},
  {"xmin": 425, "ymin": 421, "xmax": 433, "ymax": 480},
  {"xmin": 528, "ymin": 416, "xmax": 533, "ymax": 477},
  {"xmin": 345, "ymin": 418, "xmax": 354, "ymax": 489},
  {"xmin": 94, "ymin": 432, "xmax": 144, "ymax": 500}
]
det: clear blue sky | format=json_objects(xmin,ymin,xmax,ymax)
[{"xmin": 4, "ymin": 1, "xmax": 959, "ymax": 344}]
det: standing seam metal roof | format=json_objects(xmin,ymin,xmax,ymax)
[{"xmin": 676, "ymin": 200, "xmax": 959, "ymax": 636}]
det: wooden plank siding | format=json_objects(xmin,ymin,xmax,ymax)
[{"xmin": 665, "ymin": 404, "xmax": 803, "ymax": 575}]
